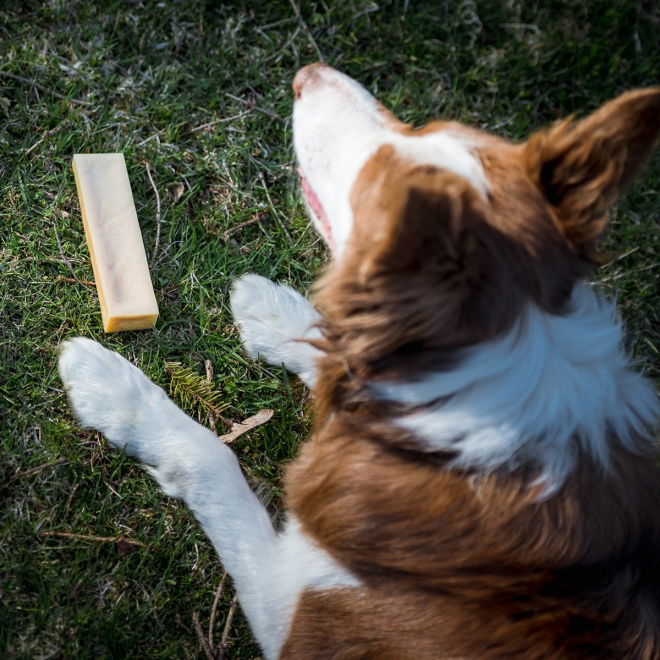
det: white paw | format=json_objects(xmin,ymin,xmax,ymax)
[
  {"xmin": 58, "ymin": 337, "xmax": 176, "ymax": 462},
  {"xmin": 230, "ymin": 274, "xmax": 322, "ymax": 387}
]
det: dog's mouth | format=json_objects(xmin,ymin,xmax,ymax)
[{"xmin": 298, "ymin": 169, "xmax": 335, "ymax": 253}]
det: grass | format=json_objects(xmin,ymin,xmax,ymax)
[{"xmin": 1, "ymin": 0, "xmax": 658, "ymax": 657}]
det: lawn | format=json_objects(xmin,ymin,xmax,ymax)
[{"xmin": 1, "ymin": 0, "xmax": 658, "ymax": 657}]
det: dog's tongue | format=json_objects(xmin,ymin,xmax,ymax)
[
  {"xmin": 299, "ymin": 175, "xmax": 323, "ymax": 219},
  {"xmin": 299, "ymin": 172, "xmax": 334, "ymax": 251}
]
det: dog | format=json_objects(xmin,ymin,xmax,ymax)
[{"xmin": 59, "ymin": 64, "xmax": 660, "ymax": 658}]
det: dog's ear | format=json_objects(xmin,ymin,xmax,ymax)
[
  {"xmin": 523, "ymin": 87, "xmax": 660, "ymax": 260},
  {"xmin": 318, "ymin": 148, "xmax": 509, "ymax": 362},
  {"xmin": 349, "ymin": 147, "xmax": 487, "ymax": 285}
]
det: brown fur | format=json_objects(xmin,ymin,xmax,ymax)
[
  {"xmin": 523, "ymin": 88, "xmax": 660, "ymax": 260},
  {"xmin": 283, "ymin": 422, "xmax": 660, "ymax": 658},
  {"xmin": 310, "ymin": 143, "xmax": 584, "ymax": 415},
  {"xmin": 282, "ymin": 87, "xmax": 660, "ymax": 658}
]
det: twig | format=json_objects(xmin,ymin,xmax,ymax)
[
  {"xmin": 189, "ymin": 109, "xmax": 252, "ymax": 133},
  {"xmin": 54, "ymin": 228, "xmax": 85, "ymax": 286},
  {"xmin": 145, "ymin": 162, "xmax": 162, "ymax": 270},
  {"xmin": 57, "ymin": 274, "xmax": 96, "ymax": 287},
  {"xmin": 0, "ymin": 70, "xmax": 92, "ymax": 106},
  {"xmin": 40, "ymin": 530, "xmax": 150, "ymax": 549},
  {"xmin": 205, "ymin": 359, "xmax": 217, "ymax": 432},
  {"xmin": 221, "ymin": 213, "xmax": 265, "ymax": 242},
  {"xmin": 9, "ymin": 457, "xmax": 67, "ymax": 484},
  {"xmin": 207, "ymin": 573, "xmax": 227, "ymax": 649},
  {"xmin": 612, "ymin": 246, "xmax": 640, "ymax": 262},
  {"xmin": 218, "ymin": 409, "xmax": 274, "ymax": 444},
  {"xmin": 289, "ymin": 0, "xmax": 324, "ymax": 61},
  {"xmin": 26, "ymin": 120, "xmax": 71, "ymax": 155},
  {"xmin": 105, "ymin": 480, "xmax": 122, "ymax": 499},
  {"xmin": 224, "ymin": 92, "xmax": 282, "ymax": 121},
  {"xmin": 257, "ymin": 16, "xmax": 298, "ymax": 31},
  {"xmin": 63, "ymin": 482, "xmax": 81, "ymax": 518},
  {"xmin": 218, "ymin": 595, "xmax": 239, "ymax": 658},
  {"xmin": 263, "ymin": 25, "xmax": 301, "ymax": 64},
  {"xmin": 259, "ymin": 172, "xmax": 291, "ymax": 241},
  {"xmin": 193, "ymin": 612, "xmax": 215, "ymax": 660}
]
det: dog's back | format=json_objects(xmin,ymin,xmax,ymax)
[{"xmin": 283, "ymin": 434, "xmax": 660, "ymax": 658}]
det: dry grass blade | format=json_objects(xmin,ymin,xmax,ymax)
[
  {"xmin": 193, "ymin": 612, "xmax": 215, "ymax": 660},
  {"xmin": 56, "ymin": 274, "xmax": 95, "ymax": 286},
  {"xmin": 289, "ymin": 0, "xmax": 324, "ymax": 61},
  {"xmin": 208, "ymin": 573, "xmax": 227, "ymax": 649},
  {"xmin": 0, "ymin": 70, "xmax": 92, "ymax": 105},
  {"xmin": 26, "ymin": 119, "xmax": 71, "ymax": 155},
  {"xmin": 40, "ymin": 531, "xmax": 150, "ymax": 549},
  {"xmin": 145, "ymin": 161, "xmax": 163, "ymax": 269},
  {"xmin": 218, "ymin": 594, "xmax": 239, "ymax": 658},
  {"xmin": 54, "ymin": 227, "xmax": 86, "ymax": 286},
  {"xmin": 221, "ymin": 212, "xmax": 265, "ymax": 242},
  {"xmin": 9, "ymin": 457, "xmax": 68, "ymax": 484}
]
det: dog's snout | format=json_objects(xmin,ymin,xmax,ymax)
[{"xmin": 293, "ymin": 62, "xmax": 330, "ymax": 99}]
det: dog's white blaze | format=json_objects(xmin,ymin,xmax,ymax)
[
  {"xmin": 293, "ymin": 66, "xmax": 488, "ymax": 255},
  {"xmin": 370, "ymin": 284, "xmax": 659, "ymax": 493}
]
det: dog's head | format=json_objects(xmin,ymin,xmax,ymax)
[{"xmin": 293, "ymin": 64, "xmax": 660, "ymax": 371}]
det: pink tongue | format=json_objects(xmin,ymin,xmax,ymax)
[
  {"xmin": 299, "ymin": 174, "xmax": 334, "ymax": 250},
  {"xmin": 300, "ymin": 176, "xmax": 324, "ymax": 219}
]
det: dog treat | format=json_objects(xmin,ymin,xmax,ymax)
[{"xmin": 72, "ymin": 153, "xmax": 158, "ymax": 332}]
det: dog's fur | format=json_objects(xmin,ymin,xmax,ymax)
[{"xmin": 59, "ymin": 64, "xmax": 660, "ymax": 658}]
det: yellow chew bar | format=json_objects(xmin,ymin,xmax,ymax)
[{"xmin": 72, "ymin": 153, "xmax": 159, "ymax": 332}]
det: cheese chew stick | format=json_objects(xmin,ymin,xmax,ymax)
[{"xmin": 72, "ymin": 153, "xmax": 159, "ymax": 332}]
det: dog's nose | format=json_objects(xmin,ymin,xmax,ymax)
[{"xmin": 293, "ymin": 62, "xmax": 330, "ymax": 99}]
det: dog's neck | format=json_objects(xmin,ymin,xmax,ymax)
[{"xmin": 314, "ymin": 283, "xmax": 658, "ymax": 493}]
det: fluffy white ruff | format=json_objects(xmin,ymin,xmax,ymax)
[
  {"xmin": 230, "ymin": 273, "xmax": 322, "ymax": 388},
  {"xmin": 293, "ymin": 65, "xmax": 487, "ymax": 255},
  {"xmin": 58, "ymin": 337, "xmax": 357, "ymax": 659},
  {"xmin": 370, "ymin": 284, "xmax": 659, "ymax": 493}
]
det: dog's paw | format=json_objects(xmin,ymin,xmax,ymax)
[
  {"xmin": 58, "ymin": 337, "xmax": 174, "ymax": 460},
  {"xmin": 230, "ymin": 274, "xmax": 322, "ymax": 386}
]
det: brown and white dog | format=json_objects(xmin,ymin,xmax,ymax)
[{"xmin": 59, "ymin": 64, "xmax": 660, "ymax": 658}]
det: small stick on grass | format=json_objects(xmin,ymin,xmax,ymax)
[
  {"xmin": 224, "ymin": 92, "xmax": 282, "ymax": 121},
  {"xmin": 289, "ymin": 0, "xmax": 324, "ymax": 61},
  {"xmin": 145, "ymin": 162, "xmax": 162, "ymax": 270},
  {"xmin": 218, "ymin": 409, "xmax": 274, "ymax": 444},
  {"xmin": 9, "ymin": 457, "xmax": 68, "ymax": 484},
  {"xmin": 218, "ymin": 594, "xmax": 239, "ymax": 658},
  {"xmin": 263, "ymin": 25, "xmax": 302, "ymax": 64},
  {"xmin": 205, "ymin": 359, "xmax": 217, "ymax": 432},
  {"xmin": 258, "ymin": 171, "xmax": 291, "ymax": 241},
  {"xmin": 0, "ymin": 71, "xmax": 92, "ymax": 106},
  {"xmin": 63, "ymin": 482, "xmax": 81, "ymax": 518},
  {"xmin": 56, "ymin": 274, "xmax": 96, "ymax": 287},
  {"xmin": 221, "ymin": 213, "xmax": 265, "ymax": 242},
  {"xmin": 189, "ymin": 109, "xmax": 252, "ymax": 133},
  {"xmin": 54, "ymin": 227, "xmax": 86, "ymax": 286},
  {"xmin": 26, "ymin": 120, "xmax": 71, "ymax": 155},
  {"xmin": 208, "ymin": 573, "xmax": 227, "ymax": 649},
  {"xmin": 193, "ymin": 611, "xmax": 216, "ymax": 660},
  {"xmin": 40, "ymin": 530, "xmax": 150, "ymax": 549}
]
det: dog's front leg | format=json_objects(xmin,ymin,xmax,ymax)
[
  {"xmin": 230, "ymin": 274, "xmax": 323, "ymax": 388},
  {"xmin": 57, "ymin": 338, "xmax": 296, "ymax": 658}
]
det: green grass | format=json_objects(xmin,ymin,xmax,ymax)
[{"xmin": 1, "ymin": 0, "xmax": 658, "ymax": 657}]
